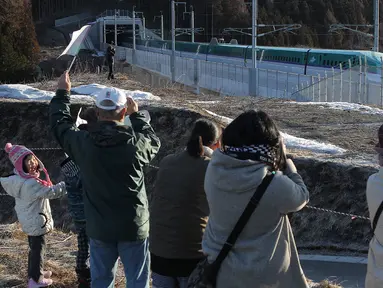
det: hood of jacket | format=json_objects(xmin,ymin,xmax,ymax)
[
  {"xmin": 88, "ymin": 121, "xmax": 135, "ymax": 147},
  {"xmin": 207, "ymin": 149, "xmax": 269, "ymax": 194},
  {"xmin": 0, "ymin": 175, "xmax": 27, "ymax": 199}
]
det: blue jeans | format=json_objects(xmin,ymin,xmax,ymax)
[{"xmin": 90, "ymin": 238, "xmax": 150, "ymax": 288}]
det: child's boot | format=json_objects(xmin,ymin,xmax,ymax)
[{"xmin": 27, "ymin": 277, "xmax": 53, "ymax": 287}]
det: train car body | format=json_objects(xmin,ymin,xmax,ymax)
[{"xmin": 134, "ymin": 39, "xmax": 383, "ymax": 74}]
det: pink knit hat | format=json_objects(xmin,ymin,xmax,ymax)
[{"xmin": 4, "ymin": 143, "xmax": 52, "ymax": 186}]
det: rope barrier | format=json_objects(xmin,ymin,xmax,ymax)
[{"xmin": 0, "ymin": 147, "xmax": 371, "ymax": 221}]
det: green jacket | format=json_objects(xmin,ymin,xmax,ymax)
[{"xmin": 49, "ymin": 90, "xmax": 161, "ymax": 241}]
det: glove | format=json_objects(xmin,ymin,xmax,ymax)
[{"xmin": 60, "ymin": 158, "xmax": 80, "ymax": 178}]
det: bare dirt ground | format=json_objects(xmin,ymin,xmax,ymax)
[{"xmin": 0, "ymin": 224, "xmax": 341, "ymax": 288}]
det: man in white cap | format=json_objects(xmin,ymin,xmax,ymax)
[{"xmin": 49, "ymin": 71, "xmax": 161, "ymax": 288}]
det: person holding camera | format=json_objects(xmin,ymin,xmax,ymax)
[{"xmin": 199, "ymin": 110, "xmax": 310, "ymax": 288}]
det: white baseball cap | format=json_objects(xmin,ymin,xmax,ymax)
[{"xmin": 95, "ymin": 87, "xmax": 127, "ymax": 110}]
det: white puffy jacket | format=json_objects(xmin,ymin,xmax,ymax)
[{"xmin": 0, "ymin": 175, "xmax": 67, "ymax": 236}]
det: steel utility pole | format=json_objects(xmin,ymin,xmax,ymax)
[
  {"xmin": 103, "ymin": 17, "xmax": 106, "ymax": 44},
  {"xmin": 374, "ymin": 0, "xmax": 379, "ymax": 52},
  {"xmin": 114, "ymin": 9, "xmax": 118, "ymax": 45},
  {"xmin": 154, "ymin": 12, "xmax": 164, "ymax": 40},
  {"xmin": 252, "ymin": 0, "xmax": 257, "ymax": 69},
  {"xmin": 135, "ymin": 12, "xmax": 146, "ymax": 39},
  {"xmin": 132, "ymin": 6, "xmax": 136, "ymax": 50},
  {"xmin": 171, "ymin": 0, "xmax": 176, "ymax": 82},
  {"xmin": 161, "ymin": 12, "xmax": 164, "ymax": 40},
  {"xmin": 191, "ymin": 6, "xmax": 195, "ymax": 42}
]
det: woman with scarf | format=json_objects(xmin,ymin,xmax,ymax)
[
  {"xmin": 366, "ymin": 124, "xmax": 383, "ymax": 288},
  {"xmin": 202, "ymin": 110, "xmax": 310, "ymax": 288},
  {"xmin": 150, "ymin": 118, "xmax": 221, "ymax": 288}
]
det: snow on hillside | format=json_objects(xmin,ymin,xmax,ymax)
[
  {"xmin": 290, "ymin": 101, "xmax": 383, "ymax": 115},
  {"xmin": 0, "ymin": 84, "xmax": 161, "ymax": 102},
  {"xmin": 203, "ymin": 109, "xmax": 346, "ymax": 155},
  {"xmin": 71, "ymin": 84, "xmax": 161, "ymax": 101}
]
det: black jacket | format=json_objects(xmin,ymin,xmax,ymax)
[
  {"xmin": 49, "ymin": 90, "xmax": 161, "ymax": 241},
  {"xmin": 107, "ymin": 46, "xmax": 115, "ymax": 64}
]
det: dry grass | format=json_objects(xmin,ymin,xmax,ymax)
[
  {"xmin": 0, "ymin": 224, "xmax": 346, "ymax": 288},
  {"xmin": 0, "ymin": 224, "xmax": 129, "ymax": 287},
  {"xmin": 310, "ymin": 280, "xmax": 343, "ymax": 288}
]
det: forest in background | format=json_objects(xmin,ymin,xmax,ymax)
[{"xmin": 98, "ymin": 0, "xmax": 381, "ymax": 50}]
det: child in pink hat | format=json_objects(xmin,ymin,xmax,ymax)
[{"xmin": 0, "ymin": 143, "xmax": 67, "ymax": 288}]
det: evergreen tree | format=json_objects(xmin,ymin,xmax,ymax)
[{"xmin": 0, "ymin": 0, "xmax": 40, "ymax": 83}]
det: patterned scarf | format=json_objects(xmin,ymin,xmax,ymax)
[{"xmin": 223, "ymin": 144, "xmax": 275, "ymax": 166}]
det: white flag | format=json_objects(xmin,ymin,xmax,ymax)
[
  {"xmin": 75, "ymin": 107, "xmax": 87, "ymax": 127},
  {"xmin": 60, "ymin": 25, "xmax": 92, "ymax": 57}
]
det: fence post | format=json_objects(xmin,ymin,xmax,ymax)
[
  {"xmin": 325, "ymin": 71, "xmax": 328, "ymax": 102},
  {"xmin": 358, "ymin": 56, "xmax": 362, "ymax": 103},
  {"xmin": 364, "ymin": 55, "xmax": 368, "ymax": 104},
  {"xmin": 287, "ymin": 72, "xmax": 290, "ymax": 99},
  {"xmin": 311, "ymin": 75, "xmax": 315, "ymax": 101},
  {"xmin": 266, "ymin": 69, "xmax": 269, "ymax": 97},
  {"xmin": 348, "ymin": 59, "xmax": 352, "ymax": 103},
  {"xmin": 249, "ymin": 68, "xmax": 257, "ymax": 97},
  {"xmin": 381, "ymin": 57, "xmax": 383, "ymax": 107},
  {"xmin": 318, "ymin": 74, "xmax": 321, "ymax": 102},
  {"xmin": 340, "ymin": 63, "xmax": 343, "ymax": 102},
  {"xmin": 276, "ymin": 71, "xmax": 279, "ymax": 98},
  {"xmin": 331, "ymin": 67, "xmax": 335, "ymax": 102},
  {"xmin": 298, "ymin": 73, "xmax": 301, "ymax": 98},
  {"xmin": 193, "ymin": 59, "xmax": 200, "ymax": 95}
]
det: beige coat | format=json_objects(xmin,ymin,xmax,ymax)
[
  {"xmin": 366, "ymin": 167, "xmax": 383, "ymax": 288},
  {"xmin": 0, "ymin": 175, "xmax": 66, "ymax": 236},
  {"xmin": 202, "ymin": 150, "xmax": 309, "ymax": 288},
  {"xmin": 150, "ymin": 147, "xmax": 212, "ymax": 259}
]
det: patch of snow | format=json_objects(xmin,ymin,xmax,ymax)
[
  {"xmin": 280, "ymin": 132, "xmax": 346, "ymax": 154},
  {"xmin": 71, "ymin": 84, "xmax": 161, "ymax": 101},
  {"xmin": 203, "ymin": 109, "xmax": 233, "ymax": 125},
  {"xmin": 203, "ymin": 109, "xmax": 346, "ymax": 155},
  {"xmin": 0, "ymin": 83, "xmax": 161, "ymax": 103},
  {"xmin": 0, "ymin": 84, "xmax": 93, "ymax": 102},
  {"xmin": 188, "ymin": 100, "xmax": 221, "ymax": 104},
  {"xmin": 291, "ymin": 101, "xmax": 383, "ymax": 115}
]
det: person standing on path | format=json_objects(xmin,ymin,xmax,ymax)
[
  {"xmin": 150, "ymin": 119, "xmax": 221, "ymax": 288},
  {"xmin": 106, "ymin": 42, "xmax": 115, "ymax": 80},
  {"xmin": 366, "ymin": 124, "xmax": 383, "ymax": 288},
  {"xmin": 60, "ymin": 107, "xmax": 98, "ymax": 288},
  {"xmin": 0, "ymin": 143, "xmax": 67, "ymax": 288},
  {"xmin": 200, "ymin": 110, "xmax": 310, "ymax": 288},
  {"xmin": 49, "ymin": 71, "xmax": 161, "ymax": 288}
]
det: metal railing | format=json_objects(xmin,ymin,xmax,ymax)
[
  {"xmin": 293, "ymin": 62, "xmax": 383, "ymax": 105},
  {"xmin": 101, "ymin": 43, "xmax": 383, "ymax": 104}
]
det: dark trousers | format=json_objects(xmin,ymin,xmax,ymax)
[
  {"xmin": 108, "ymin": 63, "xmax": 114, "ymax": 80},
  {"xmin": 28, "ymin": 235, "xmax": 46, "ymax": 282},
  {"xmin": 76, "ymin": 226, "xmax": 90, "ymax": 277}
]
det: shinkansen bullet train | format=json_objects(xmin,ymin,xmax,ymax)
[{"xmin": 129, "ymin": 38, "xmax": 383, "ymax": 75}]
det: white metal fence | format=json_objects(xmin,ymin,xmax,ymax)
[
  {"xmin": 104, "ymin": 43, "xmax": 383, "ymax": 104},
  {"xmin": 292, "ymin": 64, "xmax": 383, "ymax": 105}
]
